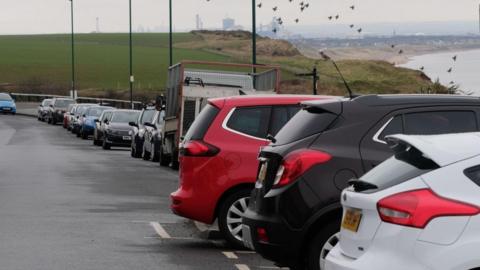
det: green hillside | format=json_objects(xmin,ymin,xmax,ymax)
[{"xmin": 0, "ymin": 31, "xmax": 445, "ymax": 99}]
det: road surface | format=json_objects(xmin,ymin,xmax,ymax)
[{"xmin": 0, "ymin": 115, "xmax": 276, "ymax": 270}]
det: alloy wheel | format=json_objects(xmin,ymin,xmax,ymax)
[
  {"xmin": 226, "ymin": 197, "xmax": 249, "ymax": 242},
  {"xmin": 319, "ymin": 233, "xmax": 339, "ymax": 270}
]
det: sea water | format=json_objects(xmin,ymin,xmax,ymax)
[{"xmin": 400, "ymin": 49, "xmax": 480, "ymax": 96}]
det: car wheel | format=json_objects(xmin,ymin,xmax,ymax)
[
  {"xmin": 306, "ymin": 221, "xmax": 341, "ymax": 270},
  {"xmin": 218, "ymin": 189, "xmax": 251, "ymax": 249},
  {"xmin": 102, "ymin": 139, "xmax": 111, "ymax": 150},
  {"xmin": 151, "ymin": 143, "xmax": 160, "ymax": 162},
  {"xmin": 52, "ymin": 118, "xmax": 57, "ymax": 125},
  {"xmin": 130, "ymin": 146, "xmax": 136, "ymax": 157},
  {"xmin": 81, "ymin": 131, "xmax": 88, "ymax": 140},
  {"xmin": 159, "ymin": 148, "xmax": 170, "ymax": 167}
]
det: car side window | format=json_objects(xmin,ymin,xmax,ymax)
[
  {"xmin": 378, "ymin": 115, "xmax": 404, "ymax": 141},
  {"xmin": 404, "ymin": 111, "xmax": 477, "ymax": 135},
  {"xmin": 226, "ymin": 106, "xmax": 271, "ymax": 138},
  {"xmin": 269, "ymin": 106, "xmax": 301, "ymax": 136}
]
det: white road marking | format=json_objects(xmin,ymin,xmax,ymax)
[
  {"xmin": 222, "ymin": 251, "xmax": 239, "ymax": 259},
  {"xmin": 235, "ymin": 264, "xmax": 251, "ymax": 270},
  {"xmin": 150, "ymin": 222, "xmax": 171, "ymax": 239},
  {"xmin": 194, "ymin": 221, "xmax": 209, "ymax": 232}
]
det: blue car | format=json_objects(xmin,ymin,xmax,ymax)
[
  {"xmin": 79, "ymin": 106, "xmax": 115, "ymax": 139},
  {"xmin": 0, "ymin": 93, "xmax": 16, "ymax": 115}
]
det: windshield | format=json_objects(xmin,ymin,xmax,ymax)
[
  {"xmin": 0, "ymin": 93, "xmax": 13, "ymax": 101},
  {"xmin": 111, "ymin": 111, "xmax": 140, "ymax": 123},
  {"xmin": 42, "ymin": 99, "xmax": 52, "ymax": 106},
  {"xmin": 86, "ymin": 107, "xmax": 112, "ymax": 117},
  {"xmin": 54, "ymin": 99, "xmax": 74, "ymax": 108},
  {"xmin": 157, "ymin": 111, "xmax": 165, "ymax": 124},
  {"xmin": 141, "ymin": 109, "xmax": 156, "ymax": 124}
]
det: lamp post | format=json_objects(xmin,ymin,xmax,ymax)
[
  {"xmin": 129, "ymin": 0, "xmax": 134, "ymax": 109},
  {"xmin": 252, "ymin": 0, "xmax": 257, "ymax": 67},
  {"xmin": 68, "ymin": 0, "xmax": 76, "ymax": 99},
  {"xmin": 169, "ymin": 0, "xmax": 173, "ymax": 66}
]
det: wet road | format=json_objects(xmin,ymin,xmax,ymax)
[{"xmin": 0, "ymin": 115, "xmax": 276, "ymax": 270}]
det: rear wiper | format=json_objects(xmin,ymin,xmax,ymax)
[{"xmin": 348, "ymin": 179, "xmax": 378, "ymax": 192}]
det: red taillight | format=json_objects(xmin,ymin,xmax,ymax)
[
  {"xmin": 256, "ymin": 227, "xmax": 269, "ymax": 244},
  {"xmin": 273, "ymin": 149, "xmax": 331, "ymax": 188},
  {"xmin": 181, "ymin": 140, "xmax": 219, "ymax": 157},
  {"xmin": 377, "ymin": 189, "xmax": 480, "ymax": 229}
]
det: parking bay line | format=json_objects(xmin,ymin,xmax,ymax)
[
  {"xmin": 235, "ymin": 264, "xmax": 251, "ymax": 270},
  {"xmin": 150, "ymin": 222, "xmax": 171, "ymax": 239},
  {"xmin": 222, "ymin": 251, "xmax": 239, "ymax": 259}
]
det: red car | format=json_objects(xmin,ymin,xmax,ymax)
[{"xmin": 171, "ymin": 95, "xmax": 333, "ymax": 248}]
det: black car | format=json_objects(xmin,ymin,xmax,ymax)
[
  {"xmin": 242, "ymin": 94, "xmax": 480, "ymax": 270},
  {"xmin": 129, "ymin": 107, "xmax": 157, "ymax": 158},
  {"xmin": 142, "ymin": 110, "xmax": 165, "ymax": 161},
  {"xmin": 38, "ymin": 99, "xmax": 53, "ymax": 121},
  {"xmin": 93, "ymin": 109, "xmax": 115, "ymax": 146},
  {"xmin": 45, "ymin": 98, "xmax": 75, "ymax": 125},
  {"xmin": 101, "ymin": 110, "xmax": 140, "ymax": 150}
]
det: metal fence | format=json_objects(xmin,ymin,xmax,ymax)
[{"xmin": 10, "ymin": 93, "xmax": 144, "ymax": 110}]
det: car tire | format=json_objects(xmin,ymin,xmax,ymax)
[
  {"xmin": 218, "ymin": 189, "xmax": 251, "ymax": 249},
  {"xmin": 159, "ymin": 148, "xmax": 170, "ymax": 167},
  {"xmin": 52, "ymin": 118, "xmax": 57, "ymax": 125},
  {"xmin": 102, "ymin": 140, "xmax": 111, "ymax": 150},
  {"xmin": 306, "ymin": 221, "xmax": 341, "ymax": 270},
  {"xmin": 151, "ymin": 143, "xmax": 160, "ymax": 162},
  {"xmin": 81, "ymin": 131, "xmax": 88, "ymax": 140}
]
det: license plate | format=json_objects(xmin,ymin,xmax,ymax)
[
  {"xmin": 123, "ymin": 136, "xmax": 132, "ymax": 140},
  {"xmin": 3, "ymin": 107, "xmax": 11, "ymax": 111},
  {"xmin": 342, "ymin": 208, "xmax": 363, "ymax": 232},
  {"xmin": 258, "ymin": 163, "xmax": 268, "ymax": 183}
]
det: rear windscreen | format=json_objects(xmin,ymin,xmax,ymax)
[
  {"xmin": 184, "ymin": 104, "xmax": 219, "ymax": 141},
  {"xmin": 273, "ymin": 109, "xmax": 338, "ymax": 145},
  {"xmin": 360, "ymin": 146, "xmax": 439, "ymax": 192}
]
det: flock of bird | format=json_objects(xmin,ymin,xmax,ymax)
[{"xmin": 205, "ymin": 0, "xmax": 460, "ymax": 88}]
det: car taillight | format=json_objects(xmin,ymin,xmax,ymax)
[
  {"xmin": 377, "ymin": 189, "xmax": 480, "ymax": 229},
  {"xmin": 272, "ymin": 149, "xmax": 331, "ymax": 188},
  {"xmin": 181, "ymin": 140, "xmax": 219, "ymax": 157}
]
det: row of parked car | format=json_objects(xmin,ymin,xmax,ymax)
[
  {"xmin": 171, "ymin": 93, "xmax": 480, "ymax": 270},
  {"xmin": 35, "ymin": 93, "xmax": 480, "ymax": 270}
]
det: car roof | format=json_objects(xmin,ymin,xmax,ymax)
[
  {"xmin": 209, "ymin": 94, "xmax": 338, "ymax": 108},
  {"xmin": 355, "ymin": 94, "xmax": 480, "ymax": 106},
  {"xmin": 387, "ymin": 133, "xmax": 480, "ymax": 167}
]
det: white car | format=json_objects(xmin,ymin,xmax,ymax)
[{"xmin": 326, "ymin": 132, "xmax": 480, "ymax": 270}]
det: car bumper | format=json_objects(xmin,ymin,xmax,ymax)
[
  {"xmin": 105, "ymin": 134, "xmax": 132, "ymax": 147},
  {"xmin": 242, "ymin": 208, "xmax": 303, "ymax": 267},
  {"xmin": 170, "ymin": 188, "xmax": 216, "ymax": 224},
  {"xmin": 0, "ymin": 107, "xmax": 16, "ymax": 113},
  {"xmin": 82, "ymin": 125, "xmax": 95, "ymax": 135}
]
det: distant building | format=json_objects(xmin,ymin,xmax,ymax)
[{"xmin": 223, "ymin": 17, "xmax": 235, "ymax": 30}]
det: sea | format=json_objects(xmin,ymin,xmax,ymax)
[{"xmin": 399, "ymin": 49, "xmax": 480, "ymax": 96}]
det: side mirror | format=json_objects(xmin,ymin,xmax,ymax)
[
  {"xmin": 129, "ymin": 121, "xmax": 138, "ymax": 127},
  {"xmin": 94, "ymin": 119, "xmax": 99, "ymax": 123},
  {"xmin": 49, "ymin": 104, "xmax": 53, "ymax": 108},
  {"xmin": 83, "ymin": 114, "xmax": 86, "ymax": 118},
  {"xmin": 103, "ymin": 119, "xmax": 109, "ymax": 124}
]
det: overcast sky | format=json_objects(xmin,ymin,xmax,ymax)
[{"xmin": 0, "ymin": 0, "xmax": 479, "ymax": 34}]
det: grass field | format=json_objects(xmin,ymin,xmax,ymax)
[
  {"xmin": 0, "ymin": 31, "xmax": 445, "ymax": 98},
  {"xmin": 0, "ymin": 33, "xmax": 230, "ymax": 94}
]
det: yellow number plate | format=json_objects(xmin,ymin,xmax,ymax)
[{"xmin": 342, "ymin": 209, "xmax": 362, "ymax": 232}]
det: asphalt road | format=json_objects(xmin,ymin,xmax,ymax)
[{"xmin": 0, "ymin": 115, "xmax": 277, "ymax": 270}]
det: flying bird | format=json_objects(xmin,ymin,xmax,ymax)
[
  {"xmin": 295, "ymin": 18, "xmax": 300, "ymax": 23},
  {"xmin": 357, "ymin": 28, "xmax": 363, "ymax": 33},
  {"xmin": 328, "ymin": 16, "xmax": 333, "ymax": 20},
  {"xmin": 349, "ymin": 24, "xmax": 355, "ymax": 28},
  {"xmin": 273, "ymin": 6, "xmax": 278, "ymax": 11},
  {"xmin": 447, "ymin": 68, "xmax": 453, "ymax": 73},
  {"xmin": 453, "ymin": 55, "xmax": 457, "ymax": 61},
  {"xmin": 391, "ymin": 44, "xmax": 396, "ymax": 48},
  {"xmin": 350, "ymin": 5, "xmax": 355, "ymax": 10},
  {"xmin": 398, "ymin": 50, "xmax": 404, "ymax": 54},
  {"xmin": 335, "ymin": 14, "xmax": 340, "ymax": 20},
  {"xmin": 257, "ymin": 3, "xmax": 262, "ymax": 8},
  {"xmin": 420, "ymin": 66, "xmax": 425, "ymax": 71}
]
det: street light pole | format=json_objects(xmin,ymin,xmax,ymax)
[
  {"xmin": 129, "ymin": 0, "xmax": 134, "ymax": 109},
  {"xmin": 69, "ymin": 0, "xmax": 76, "ymax": 99},
  {"xmin": 252, "ymin": 0, "xmax": 257, "ymax": 67},
  {"xmin": 169, "ymin": 0, "xmax": 173, "ymax": 66}
]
